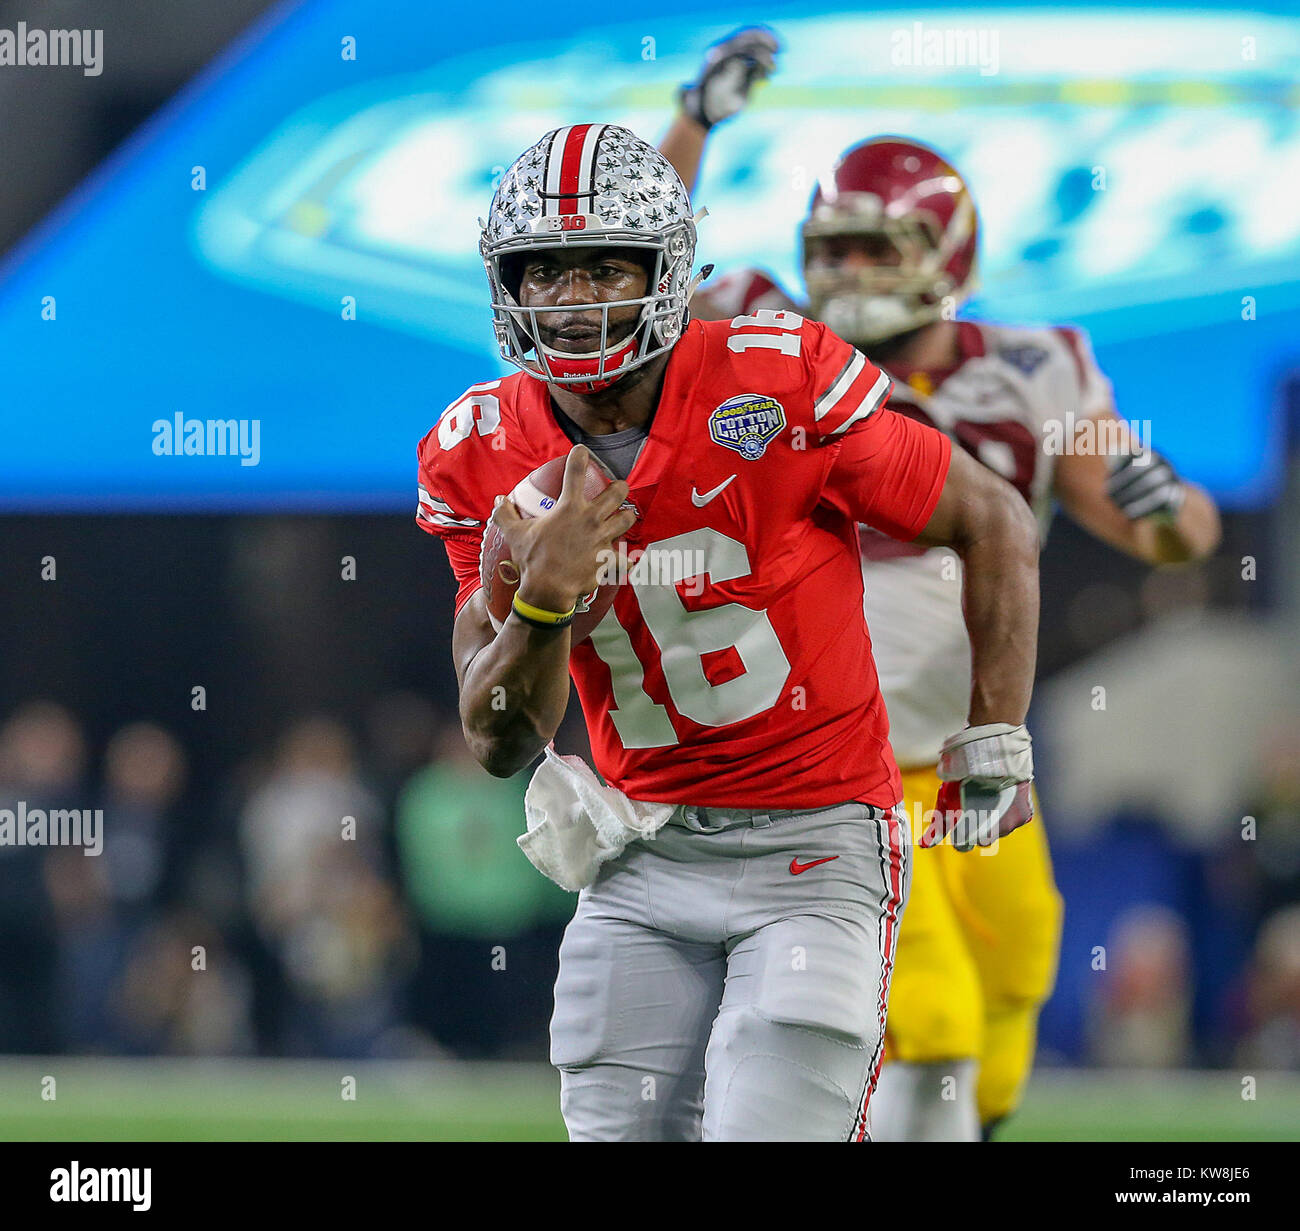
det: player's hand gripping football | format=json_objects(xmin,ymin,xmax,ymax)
[
  {"xmin": 490, "ymin": 445, "xmax": 637, "ymax": 619},
  {"xmin": 921, "ymin": 723, "xmax": 1036, "ymax": 852},
  {"xmin": 679, "ymin": 26, "xmax": 780, "ymax": 130}
]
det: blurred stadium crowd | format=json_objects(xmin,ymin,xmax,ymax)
[
  {"xmin": 0, "ymin": 696, "xmax": 573, "ymax": 1062},
  {"xmin": 1, "ymin": 692, "xmax": 1297, "ymax": 1069}
]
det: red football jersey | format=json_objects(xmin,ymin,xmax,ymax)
[{"xmin": 417, "ymin": 313, "xmax": 951, "ymax": 809}]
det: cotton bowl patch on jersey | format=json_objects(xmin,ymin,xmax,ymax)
[{"xmin": 709, "ymin": 394, "xmax": 786, "ymax": 461}]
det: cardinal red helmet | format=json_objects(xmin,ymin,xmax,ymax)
[{"xmin": 801, "ymin": 137, "xmax": 978, "ymax": 345}]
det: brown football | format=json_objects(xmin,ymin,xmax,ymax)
[{"xmin": 479, "ymin": 453, "xmax": 629, "ymax": 642}]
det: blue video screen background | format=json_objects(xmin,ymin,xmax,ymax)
[{"xmin": 2, "ymin": 0, "xmax": 1297, "ymax": 511}]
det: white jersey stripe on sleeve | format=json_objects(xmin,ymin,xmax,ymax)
[
  {"xmin": 827, "ymin": 371, "xmax": 893, "ymax": 436},
  {"xmin": 814, "ymin": 350, "xmax": 866, "ymax": 422},
  {"xmin": 417, "ymin": 485, "xmax": 459, "ymax": 515},
  {"xmin": 427, "ymin": 512, "xmax": 482, "ymax": 529},
  {"xmin": 417, "ymin": 484, "xmax": 480, "ymax": 529}
]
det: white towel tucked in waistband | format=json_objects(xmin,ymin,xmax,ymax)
[{"xmin": 519, "ymin": 745, "xmax": 677, "ymax": 891}]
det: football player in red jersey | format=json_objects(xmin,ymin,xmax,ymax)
[
  {"xmin": 661, "ymin": 31, "xmax": 1222, "ymax": 1141},
  {"xmin": 417, "ymin": 123, "xmax": 1041, "ymax": 1141}
]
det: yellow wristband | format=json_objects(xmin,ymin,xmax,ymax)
[{"xmin": 512, "ymin": 592, "xmax": 577, "ymax": 627}]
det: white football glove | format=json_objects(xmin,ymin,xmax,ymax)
[
  {"xmin": 679, "ymin": 26, "xmax": 780, "ymax": 130},
  {"xmin": 1106, "ymin": 447, "xmax": 1186, "ymax": 524},
  {"xmin": 922, "ymin": 723, "xmax": 1035, "ymax": 852}
]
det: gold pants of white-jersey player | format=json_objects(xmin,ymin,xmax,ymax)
[{"xmin": 885, "ymin": 765, "xmax": 1064, "ymax": 1126}]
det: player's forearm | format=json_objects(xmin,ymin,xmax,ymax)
[
  {"xmin": 460, "ymin": 619, "xmax": 572, "ymax": 777},
  {"xmin": 1144, "ymin": 481, "xmax": 1221, "ymax": 564},
  {"xmin": 956, "ymin": 496, "xmax": 1040, "ymax": 726},
  {"xmin": 658, "ymin": 114, "xmax": 709, "ymax": 196},
  {"xmin": 913, "ymin": 447, "xmax": 1040, "ymax": 724}
]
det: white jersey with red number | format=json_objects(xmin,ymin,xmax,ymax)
[
  {"xmin": 416, "ymin": 314, "xmax": 952, "ymax": 809},
  {"xmin": 860, "ymin": 318, "xmax": 1114, "ymax": 767}
]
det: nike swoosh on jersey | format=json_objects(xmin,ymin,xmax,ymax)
[
  {"xmin": 789, "ymin": 856, "xmax": 840, "ymax": 875},
  {"xmin": 691, "ymin": 474, "xmax": 737, "ymax": 507}
]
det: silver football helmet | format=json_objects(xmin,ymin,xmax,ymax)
[{"xmin": 481, "ymin": 124, "xmax": 700, "ymax": 390}]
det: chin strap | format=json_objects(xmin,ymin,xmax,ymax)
[
  {"xmin": 686, "ymin": 263, "xmax": 716, "ymax": 301},
  {"xmin": 532, "ymin": 329, "xmax": 642, "ymax": 391}
]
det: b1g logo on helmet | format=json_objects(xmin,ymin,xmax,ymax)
[
  {"xmin": 709, "ymin": 394, "xmax": 786, "ymax": 461},
  {"xmin": 531, "ymin": 214, "xmax": 592, "ymax": 233}
]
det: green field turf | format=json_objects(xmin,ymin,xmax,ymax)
[{"xmin": 1, "ymin": 1060, "xmax": 1295, "ymax": 1142}]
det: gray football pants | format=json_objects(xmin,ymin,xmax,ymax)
[{"xmin": 549, "ymin": 800, "xmax": 910, "ymax": 1141}]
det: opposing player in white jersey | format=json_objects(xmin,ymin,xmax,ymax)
[{"xmin": 662, "ymin": 31, "xmax": 1222, "ymax": 1140}]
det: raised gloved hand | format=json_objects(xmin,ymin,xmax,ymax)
[
  {"xmin": 921, "ymin": 722, "xmax": 1035, "ymax": 852},
  {"xmin": 679, "ymin": 26, "xmax": 780, "ymax": 131},
  {"xmin": 1106, "ymin": 447, "xmax": 1186, "ymax": 523}
]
